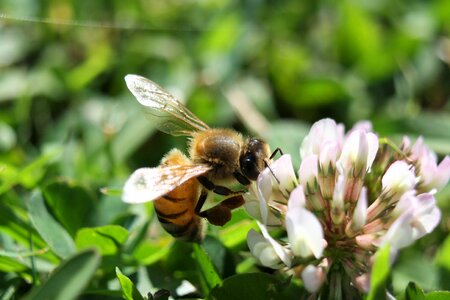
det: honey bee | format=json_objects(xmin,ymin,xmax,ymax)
[{"xmin": 122, "ymin": 74, "xmax": 272, "ymax": 242}]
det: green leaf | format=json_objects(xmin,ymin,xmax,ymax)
[
  {"xmin": 0, "ymin": 148, "xmax": 61, "ymax": 195},
  {"xmin": 192, "ymin": 243, "xmax": 222, "ymax": 295},
  {"xmin": 133, "ymin": 239, "xmax": 171, "ymax": 266},
  {"xmin": 43, "ymin": 180, "xmax": 97, "ymax": 237},
  {"xmin": 367, "ymin": 244, "xmax": 391, "ymax": 300},
  {"xmin": 405, "ymin": 282, "xmax": 425, "ymax": 300},
  {"xmin": 0, "ymin": 256, "xmax": 28, "ymax": 272},
  {"xmin": 207, "ymin": 273, "xmax": 284, "ymax": 300},
  {"xmin": 267, "ymin": 120, "xmax": 309, "ymax": 168},
  {"xmin": 27, "ymin": 190, "xmax": 76, "ymax": 259},
  {"xmin": 393, "ymin": 249, "xmax": 439, "ymax": 292},
  {"xmin": 425, "ymin": 291, "xmax": 450, "ymax": 300},
  {"xmin": 115, "ymin": 267, "xmax": 144, "ymax": 300},
  {"xmin": 219, "ymin": 219, "xmax": 258, "ymax": 251},
  {"xmin": 75, "ymin": 225, "xmax": 128, "ymax": 255},
  {"xmin": 23, "ymin": 249, "xmax": 100, "ymax": 300},
  {"xmin": 434, "ymin": 235, "xmax": 450, "ymax": 272}
]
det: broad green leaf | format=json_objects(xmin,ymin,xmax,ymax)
[
  {"xmin": 425, "ymin": 291, "xmax": 450, "ymax": 300},
  {"xmin": 27, "ymin": 190, "xmax": 76, "ymax": 259},
  {"xmin": 394, "ymin": 249, "xmax": 439, "ymax": 293},
  {"xmin": 75, "ymin": 225, "xmax": 128, "ymax": 255},
  {"xmin": 405, "ymin": 282, "xmax": 425, "ymax": 300},
  {"xmin": 367, "ymin": 244, "xmax": 391, "ymax": 300},
  {"xmin": 192, "ymin": 243, "xmax": 222, "ymax": 295},
  {"xmin": 124, "ymin": 220, "xmax": 150, "ymax": 254},
  {"xmin": 202, "ymin": 236, "xmax": 234, "ymax": 278},
  {"xmin": 207, "ymin": 273, "xmax": 284, "ymax": 300},
  {"xmin": 116, "ymin": 267, "xmax": 144, "ymax": 300},
  {"xmin": 23, "ymin": 249, "xmax": 100, "ymax": 300},
  {"xmin": 219, "ymin": 219, "xmax": 258, "ymax": 251},
  {"xmin": 43, "ymin": 180, "xmax": 97, "ymax": 236},
  {"xmin": 133, "ymin": 239, "xmax": 171, "ymax": 265}
]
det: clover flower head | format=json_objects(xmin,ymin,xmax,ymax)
[{"xmin": 245, "ymin": 118, "xmax": 447, "ymax": 297}]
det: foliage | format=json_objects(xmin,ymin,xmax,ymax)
[{"xmin": 0, "ymin": 0, "xmax": 449, "ymax": 299}]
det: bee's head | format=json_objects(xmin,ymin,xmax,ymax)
[{"xmin": 240, "ymin": 138, "xmax": 271, "ymax": 181}]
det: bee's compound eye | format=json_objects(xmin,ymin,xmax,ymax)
[{"xmin": 240, "ymin": 153, "xmax": 259, "ymax": 181}]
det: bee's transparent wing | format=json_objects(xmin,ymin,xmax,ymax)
[
  {"xmin": 122, "ymin": 164, "xmax": 211, "ymax": 204},
  {"xmin": 125, "ymin": 74, "xmax": 209, "ymax": 136}
]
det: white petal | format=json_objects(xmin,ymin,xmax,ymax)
[
  {"xmin": 286, "ymin": 207, "xmax": 324, "ymax": 258},
  {"xmin": 247, "ymin": 230, "xmax": 282, "ymax": 269},
  {"xmin": 301, "ymin": 264, "xmax": 325, "ymax": 293},
  {"xmin": 381, "ymin": 210, "xmax": 414, "ymax": 250},
  {"xmin": 288, "ymin": 185, "xmax": 307, "ymax": 210},
  {"xmin": 319, "ymin": 141, "xmax": 339, "ymax": 169},
  {"xmin": 298, "ymin": 154, "xmax": 319, "ymax": 191},
  {"xmin": 337, "ymin": 130, "xmax": 368, "ymax": 173},
  {"xmin": 352, "ymin": 187, "xmax": 368, "ymax": 230},
  {"xmin": 382, "ymin": 161, "xmax": 416, "ymax": 194},
  {"xmin": 350, "ymin": 121, "xmax": 373, "ymax": 133},
  {"xmin": 300, "ymin": 118, "xmax": 343, "ymax": 159},
  {"xmin": 332, "ymin": 173, "xmax": 345, "ymax": 210},
  {"xmin": 258, "ymin": 222, "xmax": 292, "ymax": 267},
  {"xmin": 257, "ymin": 169, "xmax": 273, "ymax": 224},
  {"xmin": 271, "ymin": 154, "xmax": 298, "ymax": 194},
  {"xmin": 365, "ymin": 132, "xmax": 379, "ymax": 171}
]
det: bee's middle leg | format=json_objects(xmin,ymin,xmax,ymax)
[{"xmin": 194, "ymin": 189, "xmax": 244, "ymax": 226}]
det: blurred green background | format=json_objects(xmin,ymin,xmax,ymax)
[{"xmin": 0, "ymin": 0, "xmax": 449, "ymax": 298}]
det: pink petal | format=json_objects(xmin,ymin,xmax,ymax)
[{"xmin": 433, "ymin": 156, "xmax": 450, "ymax": 191}]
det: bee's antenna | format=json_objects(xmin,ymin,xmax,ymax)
[
  {"xmin": 263, "ymin": 158, "xmax": 280, "ymax": 185},
  {"xmin": 269, "ymin": 147, "xmax": 283, "ymax": 160}
]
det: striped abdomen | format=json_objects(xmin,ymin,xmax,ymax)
[{"xmin": 154, "ymin": 149, "xmax": 205, "ymax": 242}]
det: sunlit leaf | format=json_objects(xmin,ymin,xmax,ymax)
[
  {"xmin": 116, "ymin": 267, "xmax": 144, "ymax": 300},
  {"xmin": 405, "ymin": 282, "xmax": 425, "ymax": 300},
  {"xmin": 75, "ymin": 225, "xmax": 128, "ymax": 255},
  {"xmin": 193, "ymin": 243, "xmax": 222, "ymax": 295},
  {"xmin": 367, "ymin": 244, "xmax": 391, "ymax": 300}
]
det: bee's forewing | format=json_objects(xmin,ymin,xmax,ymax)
[
  {"xmin": 125, "ymin": 74, "xmax": 209, "ymax": 136},
  {"xmin": 122, "ymin": 164, "xmax": 211, "ymax": 204}
]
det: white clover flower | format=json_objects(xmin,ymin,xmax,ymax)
[
  {"xmin": 245, "ymin": 118, "xmax": 447, "ymax": 298},
  {"xmin": 402, "ymin": 136, "xmax": 450, "ymax": 193}
]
